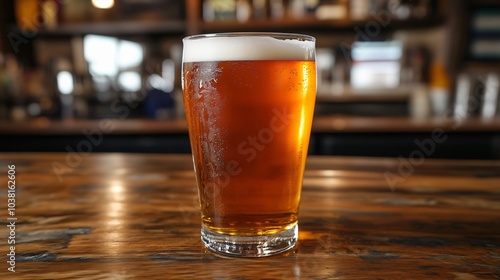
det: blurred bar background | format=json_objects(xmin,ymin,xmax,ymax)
[{"xmin": 0, "ymin": 0, "xmax": 499, "ymax": 158}]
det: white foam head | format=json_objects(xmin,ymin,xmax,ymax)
[{"xmin": 183, "ymin": 34, "xmax": 315, "ymax": 62}]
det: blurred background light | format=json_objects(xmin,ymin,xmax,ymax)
[{"xmin": 91, "ymin": 0, "xmax": 114, "ymax": 9}]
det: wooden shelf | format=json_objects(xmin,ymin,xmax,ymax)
[
  {"xmin": 0, "ymin": 118, "xmax": 189, "ymax": 135},
  {"xmin": 32, "ymin": 20, "xmax": 186, "ymax": 36},
  {"xmin": 461, "ymin": 61, "xmax": 500, "ymax": 72},
  {"xmin": 199, "ymin": 16, "xmax": 445, "ymax": 33},
  {"xmin": 317, "ymin": 85, "xmax": 414, "ymax": 103},
  {"xmin": 316, "ymin": 93, "xmax": 410, "ymax": 103},
  {"xmin": 28, "ymin": 15, "xmax": 444, "ymax": 37},
  {"xmin": 312, "ymin": 115, "xmax": 500, "ymax": 133}
]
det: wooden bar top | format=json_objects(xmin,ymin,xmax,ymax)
[
  {"xmin": 1, "ymin": 116, "xmax": 500, "ymax": 135},
  {"xmin": 0, "ymin": 153, "xmax": 499, "ymax": 279}
]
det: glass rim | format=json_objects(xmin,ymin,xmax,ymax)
[{"xmin": 183, "ymin": 32, "xmax": 315, "ymax": 43}]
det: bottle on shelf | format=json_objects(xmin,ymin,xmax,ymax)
[{"xmin": 428, "ymin": 62, "xmax": 450, "ymax": 118}]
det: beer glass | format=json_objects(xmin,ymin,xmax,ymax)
[{"xmin": 182, "ymin": 33, "xmax": 316, "ymax": 257}]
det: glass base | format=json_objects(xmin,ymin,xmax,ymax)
[{"xmin": 201, "ymin": 224, "xmax": 298, "ymax": 257}]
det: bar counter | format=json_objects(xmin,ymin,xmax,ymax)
[
  {"xmin": 2, "ymin": 116, "xmax": 500, "ymax": 134},
  {"xmin": 0, "ymin": 153, "xmax": 499, "ymax": 279},
  {"xmin": 1, "ymin": 116, "xmax": 500, "ymax": 158}
]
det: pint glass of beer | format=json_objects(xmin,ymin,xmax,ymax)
[{"xmin": 182, "ymin": 33, "xmax": 316, "ymax": 257}]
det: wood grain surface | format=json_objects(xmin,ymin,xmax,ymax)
[{"xmin": 0, "ymin": 153, "xmax": 499, "ymax": 279}]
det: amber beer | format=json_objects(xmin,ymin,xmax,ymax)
[{"xmin": 182, "ymin": 33, "xmax": 316, "ymax": 257}]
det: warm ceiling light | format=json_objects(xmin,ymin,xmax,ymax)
[{"xmin": 91, "ymin": 0, "xmax": 114, "ymax": 9}]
